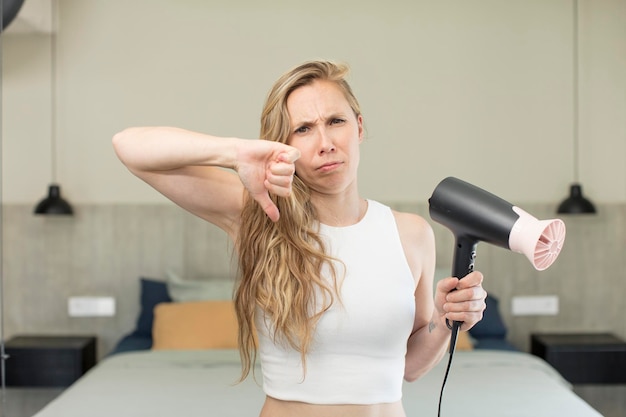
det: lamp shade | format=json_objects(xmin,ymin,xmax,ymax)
[
  {"xmin": 34, "ymin": 184, "xmax": 74, "ymax": 215},
  {"xmin": 1, "ymin": 0, "xmax": 25, "ymax": 31},
  {"xmin": 557, "ymin": 183, "xmax": 596, "ymax": 214}
]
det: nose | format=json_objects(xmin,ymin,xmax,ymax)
[{"xmin": 318, "ymin": 129, "xmax": 336, "ymax": 155}]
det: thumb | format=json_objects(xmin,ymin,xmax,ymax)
[
  {"xmin": 278, "ymin": 147, "xmax": 301, "ymax": 164},
  {"xmin": 254, "ymin": 190, "xmax": 280, "ymax": 222},
  {"xmin": 437, "ymin": 276, "xmax": 461, "ymax": 294}
]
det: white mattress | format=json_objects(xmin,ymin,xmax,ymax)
[{"xmin": 34, "ymin": 349, "xmax": 602, "ymax": 417}]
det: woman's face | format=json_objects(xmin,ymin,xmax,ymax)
[{"xmin": 286, "ymin": 80, "xmax": 363, "ymax": 197}]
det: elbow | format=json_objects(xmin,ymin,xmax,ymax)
[
  {"xmin": 404, "ymin": 372, "xmax": 418, "ymax": 383},
  {"xmin": 403, "ymin": 364, "xmax": 423, "ymax": 383},
  {"xmin": 112, "ymin": 129, "xmax": 129, "ymax": 160},
  {"xmin": 404, "ymin": 349, "xmax": 447, "ymax": 383},
  {"xmin": 112, "ymin": 127, "xmax": 136, "ymax": 151},
  {"xmin": 112, "ymin": 127, "xmax": 143, "ymax": 168},
  {"xmin": 405, "ymin": 367, "xmax": 429, "ymax": 382}
]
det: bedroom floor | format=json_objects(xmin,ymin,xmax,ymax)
[
  {"xmin": 574, "ymin": 385, "xmax": 626, "ymax": 417},
  {"xmin": 1, "ymin": 386, "xmax": 625, "ymax": 417},
  {"xmin": 1, "ymin": 388, "xmax": 63, "ymax": 417}
]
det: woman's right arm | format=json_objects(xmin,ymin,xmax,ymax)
[{"xmin": 112, "ymin": 126, "xmax": 299, "ymax": 237}]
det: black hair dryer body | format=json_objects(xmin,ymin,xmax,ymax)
[{"xmin": 428, "ymin": 177, "xmax": 566, "ymax": 347}]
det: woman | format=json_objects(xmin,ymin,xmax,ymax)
[{"xmin": 113, "ymin": 60, "xmax": 486, "ymax": 417}]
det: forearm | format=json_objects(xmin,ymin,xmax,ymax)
[
  {"xmin": 404, "ymin": 315, "xmax": 451, "ymax": 382},
  {"xmin": 112, "ymin": 126, "xmax": 241, "ymax": 172}
]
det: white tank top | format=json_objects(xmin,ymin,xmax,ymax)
[{"xmin": 256, "ymin": 200, "xmax": 416, "ymax": 404}]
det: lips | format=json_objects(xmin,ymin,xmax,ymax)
[{"xmin": 316, "ymin": 161, "xmax": 343, "ymax": 172}]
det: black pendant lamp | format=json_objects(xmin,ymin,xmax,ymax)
[
  {"xmin": 35, "ymin": 184, "xmax": 73, "ymax": 215},
  {"xmin": 34, "ymin": 0, "xmax": 73, "ymax": 216},
  {"xmin": 557, "ymin": 0, "xmax": 595, "ymax": 215},
  {"xmin": 557, "ymin": 183, "xmax": 595, "ymax": 214}
]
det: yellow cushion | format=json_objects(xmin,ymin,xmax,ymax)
[
  {"xmin": 455, "ymin": 330, "xmax": 474, "ymax": 350},
  {"xmin": 152, "ymin": 300, "xmax": 239, "ymax": 350}
]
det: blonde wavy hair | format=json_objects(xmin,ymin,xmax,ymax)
[{"xmin": 234, "ymin": 60, "xmax": 362, "ymax": 380}]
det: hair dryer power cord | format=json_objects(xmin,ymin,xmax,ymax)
[{"xmin": 437, "ymin": 320, "xmax": 461, "ymax": 417}]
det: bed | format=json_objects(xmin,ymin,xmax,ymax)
[{"xmin": 34, "ymin": 276, "xmax": 602, "ymax": 417}]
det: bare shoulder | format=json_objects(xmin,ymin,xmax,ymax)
[
  {"xmin": 391, "ymin": 210, "xmax": 435, "ymax": 246},
  {"xmin": 391, "ymin": 209, "xmax": 436, "ymax": 287}
]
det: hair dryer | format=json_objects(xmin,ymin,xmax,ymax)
[{"xmin": 428, "ymin": 177, "xmax": 566, "ymax": 351}]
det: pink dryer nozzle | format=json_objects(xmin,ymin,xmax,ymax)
[{"xmin": 509, "ymin": 207, "xmax": 566, "ymax": 271}]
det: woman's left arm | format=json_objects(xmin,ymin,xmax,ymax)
[{"xmin": 393, "ymin": 211, "xmax": 486, "ymax": 382}]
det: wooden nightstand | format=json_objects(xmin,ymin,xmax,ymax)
[
  {"xmin": 5, "ymin": 335, "xmax": 97, "ymax": 387},
  {"xmin": 531, "ymin": 333, "xmax": 626, "ymax": 384}
]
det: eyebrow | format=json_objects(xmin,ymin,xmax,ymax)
[{"xmin": 291, "ymin": 112, "xmax": 349, "ymax": 127}]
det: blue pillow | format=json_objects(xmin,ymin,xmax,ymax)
[
  {"xmin": 132, "ymin": 277, "xmax": 172, "ymax": 337},
  {"xmin": 468, "ymin": 294, "xmax": 507, "ymax": 339}
]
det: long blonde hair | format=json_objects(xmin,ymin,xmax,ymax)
[{"xmin": 234, "ymin": 60, "xmax": 362, "ymax": 379}]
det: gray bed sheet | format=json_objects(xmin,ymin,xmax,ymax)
[{"xmin": 34, "ymin": 349, "xmax": 602, "ymax": 417}]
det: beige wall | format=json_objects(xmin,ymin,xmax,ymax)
[
  {"xmin": 1, "ymin": 1, "xmax": 626, "ymax": 356},
  {"xmin": 1, "ymin": 0, "xmax": 625, "ymax": 204}
]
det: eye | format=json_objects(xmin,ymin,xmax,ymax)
[
  {"xmin": 294, "ymin": 125, "xmax": 309, "ymax": 134},
  {"xmin": 330, "ymin": 118, "xmax": 346, "ymax": 125}
]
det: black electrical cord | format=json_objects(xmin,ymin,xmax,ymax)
[{"xmin": 437, "ymin": 320, "xmax": 461, "ymax": 417}]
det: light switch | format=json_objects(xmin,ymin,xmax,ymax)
[
  {"xmin": 512, "ymin": 295, "xmax": 559, "ymax": 316},
  {"xmin": 68, "ymin": 297, "xmax": 116, "ymax": 317}
]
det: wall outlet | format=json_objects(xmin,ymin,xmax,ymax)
[
  {"xmin": 68, "ymin": 296, "xmax": 116, "ymax": 317},
  {"xmin": 511, "ymin": 295, "xmax": 559, "ymax": 316}
]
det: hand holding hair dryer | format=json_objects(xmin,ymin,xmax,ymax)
[{"xmin": 428, "ymin": 177, "xmax": 566, "ymax": 351}]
